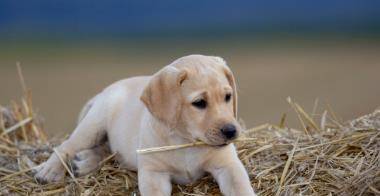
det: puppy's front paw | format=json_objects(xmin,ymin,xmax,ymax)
[
  {"xmin": 72, "ymin": 149, "xmax": 101, "ymax": 177},
  {"xmin": 34, "ymin": 154, "xmax": 65, "ymax": 184}
]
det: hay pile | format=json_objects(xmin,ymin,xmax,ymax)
[{"xmin": 0, "ymin": 91, "xmax": 379, "ymax": 195}]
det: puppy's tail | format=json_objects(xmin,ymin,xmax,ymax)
[{"xmin": 77, "ymin": 94, "xmax": 99, "ymax": 124}]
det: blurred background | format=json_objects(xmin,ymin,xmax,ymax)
[{"xmin": 1, "ymin": 1, "xmax": 380, "ymax": 137}]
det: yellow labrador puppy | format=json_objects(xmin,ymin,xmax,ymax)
[{"xmin": 35, "ymin": 55, "xmax": 256, "ymax": 196}]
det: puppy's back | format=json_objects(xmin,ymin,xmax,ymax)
[{"xmin": 77, "ymin": 76, "xmax": 151, "ymax": 125}]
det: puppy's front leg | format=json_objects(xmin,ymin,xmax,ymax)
[
  {"xmin": 209, "ymin": 159, "xmax": 255, "ymax": 196},
  {"xmin": 138, "ymin": 169, "xmax": 172, "ymax": 196},
  {"xmin": 206, "ymin": 147, "xmax": 256, "ymax": 196}
]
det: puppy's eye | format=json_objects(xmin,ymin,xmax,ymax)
[
  {"xmin": 225, "ymin": 93, "xmax": 232, "ymax": 102},
  {"xmin": 192, "ymin": 99, "xmax": 207, "ymax": 109}
]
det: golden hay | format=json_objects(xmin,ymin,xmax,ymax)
[{"xmin": 0, "ymin": 91, "xmax": 379, "ymax": 195}]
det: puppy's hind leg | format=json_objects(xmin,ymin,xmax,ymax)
[
  {"xmin": 72, "ymin": 142, "xmax": 110, "ymax": 177},
  {"xmin": 35, "ymin": 94, "xmax": 108, "ymax": 183}
]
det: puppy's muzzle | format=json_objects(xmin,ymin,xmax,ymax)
[{"xmin": 220, "ymin": 124, "xmax": 237, "ymax": 140}]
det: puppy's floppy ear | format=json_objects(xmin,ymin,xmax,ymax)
[
  {"xmin": 215, "ymin": 57, "xmax": 238, "ymax": 119},
  {"xmin": 140, "ymin": 66, "xmax": 187, "ymax": 127}
]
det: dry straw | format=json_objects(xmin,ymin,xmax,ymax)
[{"xmin": 0, "ymin": 69, "xmax": 379, "ymax": 195}]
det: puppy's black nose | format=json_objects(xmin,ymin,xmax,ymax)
[{"xmin": 221, "ymin": 124, "xmax": 237, "ymax": 139}]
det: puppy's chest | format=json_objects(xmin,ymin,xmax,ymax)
[{"xmin": 168, "ymin": 149, "xmax": 207, "ymax": 184}]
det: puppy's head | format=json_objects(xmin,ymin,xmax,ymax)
[{"xmin": 141, "ymin": 55, "xmax": 240, "ymax": 145}]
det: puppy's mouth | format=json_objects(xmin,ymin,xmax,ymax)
[
  {"xmin": 210, "ymin": 139, "xmax": 235, "ymax": 147},
  {"xmin": 219, "ymin": 138, "xmax": 237, "ymax": 146},
  {"xmin": 203, "ymin": 135, "xmax": 233, "ymax": 146},
  {"xmin": 197, "ymin": 138, "xmax": 224, "ymax": 146},
  {"xmin": 200, "ymin": 129, "xmax": 239, "ymax": 146}
]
